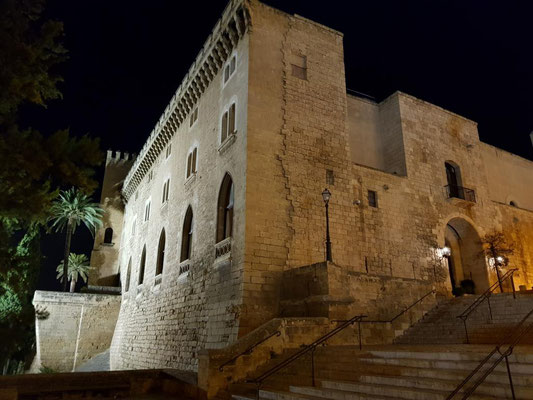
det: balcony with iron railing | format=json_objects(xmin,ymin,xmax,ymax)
[{"xmin": 445, "ymin": 184, "xmax": 476, "ymax": 203}]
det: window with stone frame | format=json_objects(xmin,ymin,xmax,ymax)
[
  {"xmin": 220, "ymin": 103, "xmax": 236, "ymax": 144},
  {"xmin": 104, "ymin": 227, "xmax": 113, "ymax": 244},
  {"xmin": 223, "ymin": 54, "xmax": 237, "ymax": 84},
  {"xmin": 216, "ymin": 173, "xmax": 234, "ymax": 243},
  {"xmin": 162, "ymin": 178, "xmax": 170, "ymax": 203},
  {"xmin": 144, "ymin": 200, "xmax": 151, "ymax": 222},
  {"xmin": 131, "ymin": 217, "xmax": 136, "ymax": 236},
  {"xmin": 189, "ymin": 107, "xmax": 198, "ymax": 127},
  {"xmin": 290, "ymin": 54, "xmax": 307, "ymax": 80},
  {"xmin": 138, "ymin": 246, "xmax": 146, "ymax": 285},
  {"xmin": 156, "ymin": 229, "xmax": 166, "ymax": 276},
  {"xmin": 180, "ymin": 206, "xmax": 193, "ymax": 262},
  {"xmin": 124, "ymin": 258, "xmax": 131, "ymax": 292},
  {"xmin": 186, "ymin": 148, "xmax": 198, "ymax": 179},
  {"xmin": 165, "ymin": 143, "xmax": 172, "ymax": 158},
  {"xmin": 368, "ymin": 190, "xmax": 378, "ymax": 208}
]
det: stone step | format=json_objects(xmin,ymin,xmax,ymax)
[
  {"xmin": 259, "ymin": 388, "xmax": 392, "ymax": 400},
  {"xmin": 359, "ymin": 356, "xmax": 533, "ymax": 374},
  {"xmin": 292, "ymin": 382, "xmax": 496, "ymax": 400},
  {"xmin": 359, "ymin": 374, "xmax": 533, "ymax": 399},
  {"xmin": 320, "ymin": 380, "xmax": 498, "ymax": 400},
  {"xmin": 367, "ymin": 349, "xmax": 533, "ymax": 363}
]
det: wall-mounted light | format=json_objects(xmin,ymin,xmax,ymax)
[{"xmin": 437, "ymin": 246, "xmax": 451, "ymax": 258}]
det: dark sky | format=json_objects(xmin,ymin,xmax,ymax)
[{"xmin": 32, "ymin": 0, "xmax": 533, "ymax": 290}]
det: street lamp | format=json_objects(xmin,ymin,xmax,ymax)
[{"xmin": 322, "ymin": 188, "xmax": 332, "ymax": 262}]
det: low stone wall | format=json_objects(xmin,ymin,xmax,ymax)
[{"xmin": 32, "ymin": 290, "xmax": 121, "ymax": 372}]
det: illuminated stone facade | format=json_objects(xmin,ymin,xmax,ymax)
[{"xmin": 91, "ymin": 0, "xmax": 533, "ymax": 373}]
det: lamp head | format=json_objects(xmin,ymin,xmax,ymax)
[{"xmin": 322, "ymin": 188, "xmax": 331, "ymax": 204}]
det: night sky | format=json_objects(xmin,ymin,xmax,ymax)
[{"xmin": 31, "ymin": 0, "xmax": 533, "ymax": 290}]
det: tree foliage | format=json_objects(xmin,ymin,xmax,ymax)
[
  {"xmin": 0, "ymin": 0, "xmax": 103, "ymax": 372},
  {"xmin": 56, "ymin": 253, "xmax": 92, "ymax": 289}
]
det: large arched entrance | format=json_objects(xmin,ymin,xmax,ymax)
[{"xmin": 444, "ymin": 218, "xmax": 488, "ymax": 295}]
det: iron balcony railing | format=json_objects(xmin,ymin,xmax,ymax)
[{"xmin": 445, "ymin": 184, "xmax": 476, "ymax": 203}]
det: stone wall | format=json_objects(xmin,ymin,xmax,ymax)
[
  {"xmin": 110, "ymin": 17, "xmax": 250, "ymax": 371},
  {"xmin": 32, "ymin": 291, "xmax": 120, "ymax": 372}
]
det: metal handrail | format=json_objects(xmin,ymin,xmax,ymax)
[
  {"xmin": 218, "ymin": 330, "xmax": 281, "ymax": 372},
  {"xmin": 446, "ymin": 307, "xmax": 533, "ymax": 400},
  {"xmin": 457, "ymin": 269, "xmax": 518, "ymax": 343},
  {"xmin": 248, "ymin": 314, "xmax": 367, "ymax": 386},
  {"xmin": 248, "ymin": 289, "xmax": 436, "ymax": 386}
]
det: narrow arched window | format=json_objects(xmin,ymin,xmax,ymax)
[
  {"xmin": 104, "ymin": 227, "xmax": 113, "ymax": 244},
  {"xmin": 217, "ymin": 174, "xmax": 234, "ymax": 243},
  {"xmin": 138, "ymin": 246, "xmax": 146, "ymax": 285},
  {"xmin": 125, "ymin": 258, "xmax": 131, "ymax": 292},
  {"xmin": 156, "ymin": 229, "xmax": 166, "ymax": 276},
  {"xmin": 181, "ymin": 207, "xmax": 193, "ymax": 262}
]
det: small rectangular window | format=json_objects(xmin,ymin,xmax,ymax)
[
  {"xmin": 223, "ymin": 55, "xmax": 236, "ymax": 84},
  {"xmin": 162, "ymin": 179, "xmax": 170, "ymax": 203},
  {"xmin": 229, "ymin": 103, "xmax": 236, "ymax": 134},
  {"xmin": 144, "ymin": 201, "xmax": 151, "ymax": 221},
  {"xmin": 166, "ymin": 144, "xmax": 172, "ymax": 158},
  {"xmin": 192, "ymin": 148, "xmax": 197, "ymax": 174},
  {"xmin": 368, "ymin": 190, "xmax": 378, "ymax": 208},
  {"xmin": 221, "ymin": 112, "xmax": 228, "ymax": 142},
  {"xmin": 189, "ymin": 108, "xmax": 198, "ymax": 127},
  {"xmin": 132, "ymin": 218, "xmax": 136, "ymax": 235},
  {"xmin": 326, "ymin": 169, "xmax": 335, "ymax": 185},
  {"xmin": 187, "ymin": 153, "xmax": 192, "ymax": 178},
  {"xmin": 290, "ymin": 54, "xmax": 307, "ymax": 80}
]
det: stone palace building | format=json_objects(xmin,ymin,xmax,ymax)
[{"xmin": 84, "ymin": 0, "xmax": 533, "ymax": 381}]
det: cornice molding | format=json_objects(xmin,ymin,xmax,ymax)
[{"xmin": 122, "ymin": 0, "xmax": 250, "ymax": 201}]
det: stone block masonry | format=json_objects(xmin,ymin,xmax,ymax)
[{"xmin": 32, "ymin": 290, "xmax": 121, "ymax": 372}]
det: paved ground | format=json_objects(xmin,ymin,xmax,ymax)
[{"xmin": 75, "ymin": 349, "xmax": 110, "ymax": 372}]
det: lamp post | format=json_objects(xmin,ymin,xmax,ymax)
[{"xmin": 322, "ymin": 188, "xmax": 332, "ymax": 262}]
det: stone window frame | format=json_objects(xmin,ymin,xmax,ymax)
[
  {"xmin": 155, "ymin": 228, "xmax": 166, "ymax": 280},
  {"xmin": 144, "ymin": 199, "xmax": 151, "ymax": 222},
  {"xmin": 219, "ymin": 98, "xmax": 237, "ymax": 150},
  {"xmin": 189, "ymin": 107, "xmax": 199, "ymax": 128},
  {"xmin": 216, "ymin": 173, "xmax": 234, "ymax": 244},
  {"xmin": 368, "ymin": 190, "xmax": 378, "ymax": 208},
  {"xmin": 222, "ymin": 52, "xmax": 237, "ymax": 86},
  {"xmin": 138, "ymin": 245, "xmax": 147, "ymax": 286},
  {"xmin": 186, "ymin": 147, "xmax": 198, "ymax": 180},
  {"xmin": 161, "ymin": 178, "xmax": 170, "ymax": 204},
  {"xmin": 165, "ymin": 143, "xmax": 172, "ymax": 159},
  {"xmin": 180, "ymin": 205, "xmax": 194, "ymax": 263}
]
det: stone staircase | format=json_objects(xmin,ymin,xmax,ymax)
[
  {"xmin": 394, "ymin": 293, "xmax": 533, "ymax": 345},
  {"xmin": 228, "ymin": 293, "xmax": 533, "ymax": 400},
  {"xmin": 232, "ymin": 345, "xmax": 533, "ymax": 400}
]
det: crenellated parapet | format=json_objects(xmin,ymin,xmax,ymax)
[
  {"xmin": 106, "ymin": 150, "xmax": 136, "ymax": 166},
  {"xmin": 121, "ymin": 0, "xmax": 251, "ymax": 201}
]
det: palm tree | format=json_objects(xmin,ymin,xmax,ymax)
[
  {"xmin": 49, "ymin": 188, "xmax": 104, "ymax": 291},
  {"xmin": 56, "ymin": 253, "xmax": 92, "ymax": 292}
]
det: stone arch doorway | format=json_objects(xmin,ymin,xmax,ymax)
[{"xmin": 444, "ymin": 217, "xmax": 488, "ymax": 295}]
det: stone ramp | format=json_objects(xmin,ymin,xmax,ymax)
[
  {"xmin": 231, "ymin": 344, "xmax": 533, "ymax": 400},
  {"xmin": 75, "ymin": 349, "xmax": 110, "ymax": 372}
]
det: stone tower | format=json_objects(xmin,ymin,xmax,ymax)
[{"xmin": 89, "ymin": 150, "xmax": 134, "ymax": 287}]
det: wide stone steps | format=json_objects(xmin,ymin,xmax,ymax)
[{"xmin": 231, "ymin": 345, "xmax": 533, "ymax": 400}]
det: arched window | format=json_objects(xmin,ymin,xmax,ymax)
[
  {"xmin": 104, "ymin": 227, "xmax": 113, "ymax": 244},
  {"xmin": 156, "ymin": 229, "xmax": 166, "ymax": 276},
  {"xmin": 216, "ymin": 174, "xmax": 234, "ymax": 243},
  {"xmin": 125, "ymin": 258, "xmax": 132, "ymax": 292},
  {"xmin": 181, "ymin": 206, "xmax": 193, "ymax": 262},
  {"xmin": 138, "ymin": 246, "xmax": 146, "ymax": 285}
]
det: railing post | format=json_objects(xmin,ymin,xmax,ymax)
[
  {"xmin": 462, "ymin": 318, "xmax": 470, "ymax": 344},
  {"xmin": 358, "ymin": 319, "xmax": 362, "ymax": 350},
  {"xmin": 504, "ymin": 355, "xmax": 516, "ymax": 400},
  {"xmin": 511, "ymin": 274, "xmax": 516, "ymax": 299},
  {"xmin": 311, "ymin": 347, "xmax": 316, "ymax": 387},
  {"xmin": 487, "ymin": 296, "xmax": 493, "ymax": 320}
]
